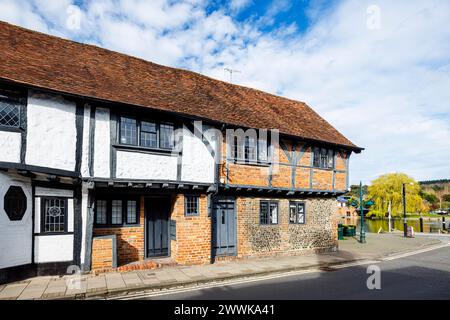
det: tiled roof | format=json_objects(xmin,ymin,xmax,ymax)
[{"xmin": 0, "ymin": 21, "xmax": 361, "ymax": 151}]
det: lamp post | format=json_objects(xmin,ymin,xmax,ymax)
[
  {"xmin": 359, "ymin": 181, "xmax": 366, "ymax": 243},
  {"xmin": 402, "ymin": 182, "xmax": 414, "ymax": 237},
  {"xmin": 402, "ymin": 183, "xmax": 407, "ymax": 237}
]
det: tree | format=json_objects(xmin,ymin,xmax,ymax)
[
  {"xmin": 368, "ymin": 173, "xmax": 424, "ymax": 217},
  {"xmin": 443, "ymin": 194, "xmax": 450, "ymax": 202},
  {"xmin": 421, "ymin": 192, "xmax": 439, "ymax": 210}
]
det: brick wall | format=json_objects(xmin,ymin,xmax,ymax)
[
  {"xmin": 93, "ymin": 197, "xmax": 145, "ymax": 266},
  {"xmin": 220, "ymin": 137, "xmax": 348, "ymax": 192},
  {"xmin": 171, "ymin": 194, "xmax": 211, "ymax": 265},
  {"xmin": 91, "ymin": 236, "xmax": 115, "ymax": 272},
  {"xmin": 236, "ymin": 197, "xmax": 338, "ymax": 258}
]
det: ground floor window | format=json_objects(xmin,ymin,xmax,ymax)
[
  {"xmin": 185, "ymin": 195, "xmax": 199, "ymax": 216},
  {"xmin": 260, "ymin": 201, "xmax": 278, "ymax": 225},
  {"xmin": 289, "ymin": 202, "xmax": 306, "ymax": 224},
  {"xmin": 41, "ymin": 197, "xmax": 67, "ymax": 233},
  {"xmin": 95, "ymin": 198, "xmax": 140, "ymax": 227}
]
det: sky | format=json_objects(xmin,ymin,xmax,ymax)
[{"xmin": 0, "ymin": 0, "xmax": 449, "ymax": 185}]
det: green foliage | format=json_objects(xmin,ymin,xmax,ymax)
[
  {"xmin": 443, "ymin": 194, "xmax": 450, "ymax": 202},
  {"xmin": 422, "ymin": 192, "xmax": 439, "ymax": 204},
  {"xmin": 368, "ymin": 173, "xmax": 424, "ymax": 216}
]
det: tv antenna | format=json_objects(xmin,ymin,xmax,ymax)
[{"xmin": 224, "ymin": 68, "xmax": 241, "ymax": 83}]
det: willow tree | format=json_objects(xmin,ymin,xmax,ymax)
[{"xmin": 368, "ymin": 173, "xmax": 424, "ymax": 217}]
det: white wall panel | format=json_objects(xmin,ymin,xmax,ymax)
[
  {"xmin": 0, "ymin": 131, "xmax": 21, "ymax": 163},
  {"xmin": 0, "ymin": 173, "xmax": 32, "ymax": 269},
  {"xmin": 181, "ymin": 125, "xmax": 215, "ymax": 183},
  {"xmin": 34, "ymin": 235, "xmax": 74, "ymax": 263},
  {"xmin": 93, "ymin": 107, "xmax": 110, "ymax": 178},
  {"xmin": 25, "ymin": 91, "xmax": 77, "ymax": 171},
  {"xmin": 115, "ymin": 150, "xmax": 178, "ymax": 180}
]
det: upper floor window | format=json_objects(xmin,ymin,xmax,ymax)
[
  {"xmin": 0, "ymin": 87, "xmax": 24, "ymax": 130},
  {"xmin": 119, "ymin": 116, "xmax": 174, "ymax": 150},
  {"xmin": 313, "ymin": 147, "xmax": 334, "ymax": 169},
  {"xmin": 230, "ymin": 132, "xmax": 268, "ymax": 163}
]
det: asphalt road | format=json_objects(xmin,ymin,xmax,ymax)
[{"xmin": 141, "ymin": 246, "xmax": 450, "ymax": 300}]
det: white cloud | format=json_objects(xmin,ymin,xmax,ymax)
[{"xmin": 0, "ymin": 0, "xmax": 449, "ymax": 184}]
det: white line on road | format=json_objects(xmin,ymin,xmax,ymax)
[{"xmin": 111, "ymin": 242, "xmax": 450, "ymax": 300}]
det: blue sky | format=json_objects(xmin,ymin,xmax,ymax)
[{"xmin": 0, "ymin": 0, "xmax": 449, "ymax": 185}]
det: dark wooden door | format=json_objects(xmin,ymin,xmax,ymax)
[
  {"xmin": 146, "ymin": 198, "xmax": 169, "ymax": 257},
  {"xmin": 213, "ymin": 199, "xmax": 236, "ymax": 256}
]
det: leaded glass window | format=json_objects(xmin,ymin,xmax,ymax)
[
  {"xmin": 42, "ymin": 197, "xmax": 67, "ymax": 233},
  {"xmin": 127, "ymin": 200, "xmax": 138, "ymax": 224},
  {"xmin": 160, "ymin": 123, "xmax": 174, "ymax": 149},
  {"xmin": 0, "ymin": 88, "xmax": 22, "ymax": 129},
  {"xmin": 140, "ymin": 121, "xmax": 158, "ymax": 148},
  {"xmin": 96, "ymin": 200, "xmax": 107, "ymax": 225},
  {"xmin": 111, "ymin": 200, "xmax": 122, "ymax": 225},
  {"xmin": 120, "ymin": 117, "xmax": 137, "ymax": 145}
]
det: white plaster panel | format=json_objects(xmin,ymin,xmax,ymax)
[
  {"xmin": 115, "ymin": 150, "xmax": 177, "ymax": 180},
  {"xmin": 34, "ymin": 234, "xmax": 74, "ymax": 263},
  {"xmin": 93, "ymin": 107, "xmax": 110, "ymax": 178},
  {"xmin": 67, "ymin": 199, "xmax": 74, "ymax": 232},
  {"xmin": 34, "ymin": 197, "xmax": 41, "ymax": 234},
  {"xmin": 0, "ymin": 131, "xmax": 21, "ymax": 163},
  {"xmin": 0, "ymin": 172, "xmax": 33, "ymax": 269},
  {"xmin": 80, "ymin": 104, "xmax": 91, "ymax": 177},
  {"xmin": 25, "ymin": 91, "xmax": 77, "ymax": 171},
  {"xmin": 181, "ymin": 125, "xmax": 215, "ymax": 183}
]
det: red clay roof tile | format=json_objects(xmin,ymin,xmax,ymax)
[{"xmin": 0, "ymin": 21, "xmax": 361, "ymax": 151}]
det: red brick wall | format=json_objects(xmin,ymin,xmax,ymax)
[
  {"xmin": 93, "ymin": 197, "xmax": 145, "ymax": 266},
  {"xmin": 220, "ymin": 137, "xmax": 348, "ymax": 192},
  {"xmin": 91, "ymin": 237, "xmax": 114, "ymax": 272},
  {"xmin": 171, "ymin": 194, "xmax": 211, "ymax": 265}
]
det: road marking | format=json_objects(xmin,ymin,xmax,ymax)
[
  {"xmin": 111, "ymin": 242, "xmax": 450, "ymax": 300},
  {"xmin": 381, "ymin": 242, "xmax": 450, "ymax": 261}
]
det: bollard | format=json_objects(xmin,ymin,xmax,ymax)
[
  {"xmin": 443, "ymin": 217, "xmax": 446, "ymax": 231},
  {"xmin": 419, "ymin": 217, "xmax": 424, "ymax": 233}
]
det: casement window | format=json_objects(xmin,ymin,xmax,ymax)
[
  {"xmin": 119, "ymin": 116, "xmax": 174, "ymax": 150},
  {"xmin": 0, "ymin": 87, "xmax": 25, "ymax": 130},
  {"xmin": 260, "ymin": 200, "xmax": 278, "ymax": 225},
  {"xmin": 230, "ymin": 133, "xmax": 269, "ymax": 163},
  {"xmin": 95, "ymin": 198, "xmax": 139, "ymax": 226},
  {"xmin": 185, "ymin": 195, "xmax": 200, "ymax": 216},
  {"xmin": 289, "ymin": 202, "xmax": 306, "ymax": 224},
  {"xmin": 313, "ymin": 147, "xmax": 334, "ymax": 169},
  {"xmin": 41, "ymin": 197, "xmax": 68, "ymax": 233}
]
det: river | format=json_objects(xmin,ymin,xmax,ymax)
[{"xmin": 339, "ymin": 217, "xmax": 447, "ymax": 234}]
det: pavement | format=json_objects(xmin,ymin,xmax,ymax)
[{"xmin": 0, "ymin": 233, "xmax": 447, "ymax": 300}]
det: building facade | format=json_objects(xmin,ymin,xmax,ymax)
[{"xmin": 0, "ymin": 22, "xmax": 362, "ymax": 282}]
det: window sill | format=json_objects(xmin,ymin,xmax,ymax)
[
  {"xmin": 0, "ymin": 125, "xmax": 22, "ymax": 133},
  {"xmin": 94, "ymin": 224, "xmax": 141, "ymax": 229},
  {"xmin": 229, "ymin": 159, "xmax": 271, "ymax": 167},
  {"xmin": 113, "ymin": 144, "xmax": 178, "ymax": 156}
]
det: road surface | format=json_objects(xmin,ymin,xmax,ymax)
[{"xmin": 136, "ymin": 246, "xmax": 450, "ymax": 300}]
